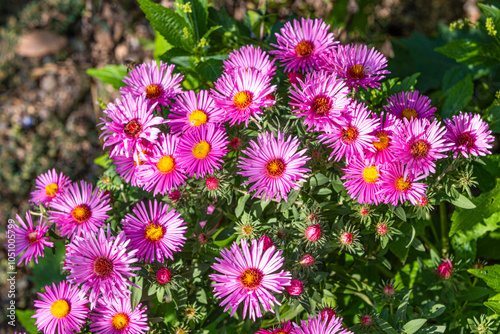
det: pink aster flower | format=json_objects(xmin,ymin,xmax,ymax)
[
  {"xmin": 270, "ymin": 17, "xmax": 337, "ymax": 73},
  {"xmin": 256, "ymin": 320, "xmax": 295, "ymax": 334},
  {"xmin": 392, "ymin": 118, "xmax": 449, "ymax": 176},
  {"xmin": 8, "ymin": 212, "xmax": 54, "ymax": 265},
  {"xmin": 29, "ymin": 169, "xmax": 71, "ymax": 207},
  {"xmin": 377, "ymin": 163, "xmax": 428, "ymax": 206},
  {"xmin": 63, "ymin": 226, "xmax": 140, "ymax": 308},
  {"xmin": 212, "ymin": 70, "xmax": 276, "ymax": 126},
  {"xmin": 289, "ymin": 71, "xmax": 351, "ymax": 131},
  {"xmin": 99, "ymin": 94, "xmax": 165, "ymax": 158},
  {"xmin": 341, "ymin": 158, "xmax": 382, "ymax": 205},
  {"xmin": 137, "ymin": 133, "xmax": 187, "ymax": 195},
  {"xmin": 33, "ymin": 281, "xmax": 89, "ymax": 334},
  {"xmin": 364, "ymin": 112, "xmax": 399, "ymax": 165},
  {"xmin": 223, "ymin": 44, "xmax": 276, "ymax": 77},
  {"xmin": 209, "ymin": 238, "xmax": 292, "ymax": 320},
  {"xmin": 122, "ymin": 199, "xmax": 187, "ymax": 263},
  {"xmin": 177, "ymin": 124, "xmax": 229, "ymax": 178},
  {"xmin": 168, "ymin": 90, "xmax": 225, "ymax": 134},
  {"xmin": 48, "ymin": 180, "xmax": 111, "ymax": 240},
  {"xmin": 293, "ymin": 312, "xmax": 353, "ymax": 334},
  {"xmin": 89, "ymin": 298, "xmax": 149, "ymax": 333},
  {"xmin": 120, "ymin": 60, "xmax": 183, "ymax": 110},
  {"xmin": 321, "ymin": 43, "xmax": 389, "ymax": 90},
  {"xmin": 238, "ymin": 132, "xmax": 310, "ymax": 202},
  {"xmin": 113, "ymin": 150, "xmax": 147, "ymax": 188},
  {"xmin": 318, "ymin": 102, "xmax": 378, "ymax": 162},
  {"xmin": 444, "ymin": 111, "xmax": 495, "ymax": 159},
  {"xmin": 385, "ymin": 90, "xmax": 436, "ymax": 121}
]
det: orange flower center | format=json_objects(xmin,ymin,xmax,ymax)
[
  {"xmin": 45, "ymin": 183, "xmax": 59, "ymax": 197},
  {"xmin": 402, "ymin": 108, "xmax": 418, "ymax": 121},
  {"xmin": 362, "ymin": 166, "xmax": 379, "ymax": 184},
  {"xmin": 373, "ymin": 131, "xmax": 390, "ymax": 151},
  {"xmin": 192, "ymin": 141, "xmax": 211, "ymax": 159},
  {"xmin": 124, "ymin": 119, "xmax": 143, "ymax": 138},
  {"xmin": 410, "ymin": 140, "xmax": 430, "ymax": 159},
  {"xmin": 341, "ymin": 126, "xmax": 359, "ymax": 144},
  {"xmin": 233, "ymin": 91, "xmax": 253, "ymax": 110},
  {"xmin": 145, "ymin": 84, "xmax": 162, "ymax": 100},
  {"xmin": 71, "ymin": 204, "xmax": 91, "ymax": 224},
  {"xmin": 395, "ymin": 176, "xmax": 411, "ymax": 191},
  {"xmin": 93, "ymin": 257, "xmax": 114, "ymax": 278},
  {"xmin": 266, "ymin": 158, "xmax": 286, "ymax": 177},
  {"xmin": 188, "ymin": 109, "xmax": 208, "ymax": 127},
  {"xmin": 311, "ymin": 96, "xmax": 331, "ymax": 115},
  {"xmin": 348, "ymin": 64, "xmax": 365, "ymax": 80},
  {"xmin": 111, "ymin": 313, "xmax": 130, "ymax": 330},
  {"xmin": 145, "ymin": 223, "xmax": 165, "ymax": 242},
  {"xmin": 295, "ymin": 40, "xmax": 314, "ymax": 57},
  {"xmin": 157, "ymin": 155, "xmax": 175, "ymax": 174},
  {"xmin": 239, "ymin": 268, "xmax": 263, "ymax": 289}
]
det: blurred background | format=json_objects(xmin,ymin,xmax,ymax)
[{"xmin": 0, "ymin": 0, "xmax": 481, "ymax": 333}]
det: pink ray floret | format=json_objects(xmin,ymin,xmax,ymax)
[
  {"xmin": 29, "ymin": 169, "xmax": 71, "ymax": 207},
  {"xmin": 89, "ymin": 298, "xmax": 150, "ymax": 333},
  {"xmin": 384, "ymin": 90, "xmax": 436, "ymax": 121},
  {"xmin": 292, "ymin": 312, "xmax": 353, "ymax": 334},
  {"xmin": 223, "ymin": 44, "xmax": 276, "ymax": 77}
]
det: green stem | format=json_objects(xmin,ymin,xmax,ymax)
[
  {"xmin": 419, "ymin": 235, "xmax": 440, "ymax": 255},
  {"xmin": 440, "ymin": 202, "xmax": 449, "ymax": 254}
]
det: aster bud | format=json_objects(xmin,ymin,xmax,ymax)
[
  {"xmin": 206, "ymin": 176, "xmax": 219, "ymax": 190},
  {"xmin": 340, "ymin": 232, "xmax": 353, "ymax": 245},
  {"xmin": 417, "ymin": 196, "xmax": 428, "ymax": 207},
  {"xmin": 383, "ymin": 284, "xmax": 395, "ymax": 297},
  {"xmin": 305, "ymin": 224, "xmax": 322, "ymax": 241},
  {"xmin": 259, "ymin": 235, "xmax": 273, "ymax": 251},
  {"xmin": 168, "ymin": 190, "xmax": 181, "ymax": 202},
  {"xmin": 156, "ymin": 267, "xmax": 172, "ymax": 284},
  {"xmin": 308, "ymin": 213, "xmax": 319, "ymax": 222},
  {"xmin": 376, "ymin": 223, "xmax": 388, "ymax": 236},
  {"xmin": 300, "ymin": 254, "xmax": 314, "ymax": 267},
  {"xmin": 265, "ymin": 94, "xmax": 275, "ymax": 101},
  {"xmin": 286, "ymin": 279, "xmax": 304, "ymax": 296},
  {"xmin": 435, "ymin": 258, "xmax": 453, "ymax": 279},
  {"xmin": 360, "ymin": 314, "xmax": 373, "ymax": 327},
  {"xmin": 288, "ymin": 72, "xmax": 303, "ymax": 85},
  {"xmin": 198, "ymin": 233, "xmax": 208, "ymax": 244},
  {"xmin": 321, "ymin": 307, "xmax": 336, "ymax": 321},
  {"xmin": 230, "ymin": 137, "xmax": 242, "ymax": 150}
]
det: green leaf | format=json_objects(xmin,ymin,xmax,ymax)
[
  {"xmin": 425, "ymin": 303, "xmax": 446, "ymax": 318},
  {"xmin": 309, "ymin": 271, "xmax": 329, "ymax": 284},
  {"xmin": 468, "ymin": 265, "xmax": 500, "ymax": 292},
  {"xmin": 16, "ymin": 309, "xmax": 37, "ymax": 333},
  {"xmin": 395, "ymin": 288, "xmax": 411, "ymax": 324},
  {"xmin": 189, "ymin": 0, "xmax": 208, "ymax": 40},
  {"xmin": 131, "ymin": 276, "xmax": 143, "ymax": 309},
  {"xmin": 441, "ymin": 74, "xmax": 473, "ymax": 118},
  {"xmin": 235, "ymin": 194, "xmax": 250, "ymax": 218},
  {"xmin": 447, "ymin": 193, "xmax": 476, "ymax": 209},
  {"xmin": 196, "ymin": 58, "xmax": 224, "ymax": 82},
  {"xmin": 403, "ymin": 319, "xmax": 427, "ymax": 334},
  {"xmin": 87, "ymin": 65, "xmax": 128, "ymax": 90},
  {"xmin": 484, "ymin": 301, "xmax": 500, "ymax": 314},
  {"xmin": 389, "ymin": 73, "xmax": 420, "ymax": 95},
  {"xmin": 375, "ymin": 318, "xmax": 398, "ymax": 334},
  {"xmin": 487, "ymin": 105, "xmax": 500, "ymax": 134},
  {"xmin": 435, "ymin": 39, "xmax": 500, "ymax": 66},
  {"xmin": 94, "ymin": 153, "xmax": 111, "ymax": 169},
  {"xmin": 391, "ymin": 205, "xmax": 407, "ymax": 222},
  {"xmin": 478, "ymin": 3, "xmax": 500, "ymax": 21},
  {"xmin": 310, "ymin": 173, "xmax": 330, "ymax": 187},
  {"xmin": 450, "ymin": 179, "xmax": 500, "ymax": 235},
  {"xmin": 138, "ymin": 0, "xmax": 192, "ymax": 49},
  {"xmin": 215, "ymin": 226, "xmax": 235, "ymax": 241},
  {"xmin": 417, "ymin": 325, "xmax": 446, "ymax": 333}
]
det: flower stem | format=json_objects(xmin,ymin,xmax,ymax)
[{"xmin": 440, "ymin": 202, "xmax": 449, "ymax": 254}]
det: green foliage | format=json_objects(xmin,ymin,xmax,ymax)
[
  {"xmin": 86, "ymin": 65, "xmax": 128, "ymax": 90},
  {"xmin": 16, "ymin": 309, "xmax": 37, "ymax": 334}
]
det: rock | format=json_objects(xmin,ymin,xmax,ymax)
[{"xmin": 16, "ymin": 30, "xmax": 67, "ymax": 58}]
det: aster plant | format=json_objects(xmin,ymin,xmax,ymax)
[{"xmin": 12, "ymin": 2, "xmax": 500, "ymax": 334}]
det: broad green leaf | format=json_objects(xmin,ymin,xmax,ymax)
[
  {"xmin": 214, "ymin": 226, "xmax": 235, "ymax": 242},
  {"xmin": 310, "ymin": 271, "xmax": 329, "ymax": 284},
  {"xmin": 310, "ymin": 173, "xmax": 330, "ymax": 187},
  {"xmin": 131, "ymin": 276, "xmax": 143, "ymax": 309},
  {"xmin": 441, "ymin": 74, "xmax": 473, "ymax": 118},
  {"xmin": 189, "ymin": 0, "xmax": 208, "ymax": 40},
  {"xmin": 389, "ymin": 72, "xmax": 420, "ymax": 95},
  {"xmin": 478, "ymin": 3, "xmax": 500, "ymax": 22},
  {"xmin": 87, "ymin": 65, "xmax": 128, "ymax": 90},
  {"xmin": 447, "ymin": 193, "xmax": 476, "ymax": 209},
  {"xmin": 390, "ymin": 205, "xmax": 407, "ymax": 222},
  {"xmin": 196, "ymin": 58, "xmax": 224, "ymax": 82},
  {"xmin": 417, "ymin": 325, "xmax": 447, "ymax": 333},
  {"xmin": 425, "ymin": 303, "xmax": 446, "ymax": 318},
  {"xmin": 403, "ymin": 319, "xmax": 427, "ymax": 334},
  {"xmin": 487, "ymin": 106, "xmax": 500, "ymax": 134},
  {"xmin": 375, "ymin": 318, "xmax": 398, "ymax": 334},
  {"xmin": 468, "ymin": 265, "xmax": 500, "ymax": 292},
  {"xmin": 94, "ymin": 153, "xmax": 111, "ymax": 169},
  {"xmin": 16, "ymin": 309, "xmax": 37, "ymax": 334},
  {"xmin": 484, "ymin": 300, "xmax": 500, "ymax": 314},
  {"xmin": 450, "ymin": 179, "xmax": 500, "ymax": 235},
  {"xmin": 395, "ymin": 288, "xmax": 411, "ymax": 324},
  {"xmin": 138, "ymin": 0, "xmax": 192, "ymax": 50},
  {"xmin": 235, "ymin": 194, "xmax": 250, "ymax": 217},
  {"xmin": 435, "ymin": 39, "xmax": 500, "ymax": 66}
]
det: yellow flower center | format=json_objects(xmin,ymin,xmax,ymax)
[
  {"xmin": 266, "ymin": 158, "xmax": 286, "ymax": 177},
  {"xmin": 341, "ymin": 126, "xmax": 359, "ymax": 144},
  {"xmin": 145, "ymin": 84, "xmax": 162, "ymax": 100},
  {"xmin": 45, "ymin": 183, "xmax": 59, "ymax": 197},
  {"xmin": 157, "ymin": 155, "xmax": 176, "ymax": 174},
  {"xmin": 410, "ymin": 140, "xmax": 430, "ymax": 159},
  {"xmin": 373, "ymin": 131, "xmax": 390, "ymax": 151},
  {"xmin": 362, "ymin": 166, "xmax": 379, "ymax": 184},
  {"xmin": 144, "ymin": 223, "xmax": 165, "ymax": 242},
  {"xmin": 395, "ymin": 176, "xmax": 411, "ymax": 191},
  {"xmin": 311, "ymin": 96, "xmax": 331, "ymax": 115},
  {"xmin": 71, "ymin": 204, "xmax": 91, "ymax": 224},
  {"xmin": 192, "ymin": 141, "xmax": 211, "ymax": 159},
  {"xmin": 111, "ymin": 312, "xmax": 130, "ymax": 330},
  {"xmin": 295, "ymin": 40, "xmax": 314, "ymax": 57},
  {"xmin": 348, "ymin": 64, "xmax": 365, "ymax": 80},
  {"xmin": 402, "ymin": 108, "xmax": 418, "ymax": 121},
  {"xmin": 239, "ymin": 268, "xmax": 263, "ymax": 289},
  {"xmin": 188, "ymin": 109, "xmax": 208, "ymax": 127},
  {"xmin": 50, "ymin": 299, "xmax": 70, "ymax": 318},
  {"xmin": 233, "ymin": 91, "xmax": 253, "ymax": 110},
  {"xmin": 93, "ymin": 257, "xmax": 114, "ymax": 278}
]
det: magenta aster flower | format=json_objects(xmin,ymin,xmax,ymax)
[
  {"xmin": 377, "ymin": 163, "xmax": 428, "ymax": 206},
  {"xmin": 209, "ymin": 238, "xmax": 292, "ymax": 320},
  {"xmin": 99, "ymin": 94, "xmax": 165, "ymax": 158},
  {"xmin": 63, "ymin": 226, "xmax": 140, "ymax": 308},
  {"xmin": 341, "ymin": 158, "xmax": 382, "ymax": 205},
  {"xmin": 177, "ymin": 124, "xmax": 229, "ymax": 178},
  {"xmin": 120, "ymin": 60, "xmax": 183, "ymax": 110},
  {"xmin": 321, "ymin": 43, "xmax": 389, "ymax": 90},
  {"xmin": 385, "ymin": 90, "xmax": 436, "ymax": 121},
  {"xmin": 32, "ymin": 281, "xmax": 89, "ymax": 334},
  {"xmin": 122, "ymin": 199, "xmax": 187, "ymax": 263},
  {"xmin": 256, "ymin": 320, "xmax": 295, "ymax": 334},
  {"xmin": 392, "ymin": 118, "xmax": 449, "ymax": 175},
  {"xmin": 137, "ymin": 133, "xmax": 187, "ymax": 195},
  {"xmin": 212, "ymin": 70, "xmax": 276, "ymax": 126},
  {"xmin": 89, "ymin": 298, "xmax": 149, "ymax": 333},
  {"xmin": 29, "ymin": 169, "xmax": 71, "ymax": 207},
  {"xmin": 113, "ymin": 151, "xmax": 146, "ymax": 188},
  {"xmin": 223, "ymin": 45, "xmax": 276, "ymax": 77},
  {"xmin": 289, "ymin": 71, "xmax": 351, "ymax": 131},
  {"xmin": 8, "ymin": 212, "xmax": 53, "ymax": 265},
  {"xmin": 48, "ymin": 180, "xmax": 111, "ymax": 240},
  {"xmin": 444, "ymin": 111, "xmax": 495, "ymax": 159},
  {"xmin": 293, "ymin": 312, "xmax": 353, "ymax": 334},
  {"xmin": 364, "ymin": 112, "xmax": 399, "ymax": 165},
  {"xmin": 168, "ymin": 90, "xmax": 225, "ymax": 134},
  {"xmin": 270, "ymin": 17, "xmax": 337, "ymax": 73},
  {"xmin": 318, "ymin": 102, "xmax": 378, "ymax": 162},
  {"xmin": 238, "ymin": 132, "xmax": 310, "ymax": 202}
]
